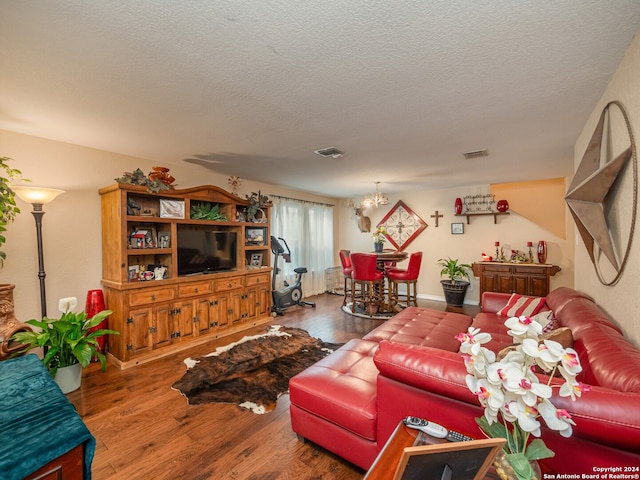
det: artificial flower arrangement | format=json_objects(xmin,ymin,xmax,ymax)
[
  {"xmin": 456, "ymin": 316, "xmax": 590, "ymax": 480},
  {"xmin": 372, "ymin": 226, "xmax": 388, "ymax": 244}
]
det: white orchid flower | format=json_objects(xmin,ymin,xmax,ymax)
[
  {"xmin": 560, "ymin": 348, "xmax": 582, "ymax": 375},
  {"xmin": 505, "ymin": 315, "xmax": 543, "ymax": 343},
  {"xmin": 559, "ymin": 376, "xmax": 592, "ymax": 400},
  {"xmin": 58, "ymin": 296, "xmax": 78, "ymax": 313},
  {"xmin": 538, "ymin": 400, "xmax": 576, "ymax": 436},
  {"xmin": 457, "ymin": 327, "xmax": 492, "ymax": 355},
  {"xmin": 506, "ymin": 400, "xmax": 542, "ymax": 436}
]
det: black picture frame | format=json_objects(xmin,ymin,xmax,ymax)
[{"xmin": 393, "ymin": 438, "xmax": 505, "ymax": 480}]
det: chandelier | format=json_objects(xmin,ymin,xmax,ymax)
[{"xmin": 362, "ymin": 181, "xmax": 389, "ymax": 208}]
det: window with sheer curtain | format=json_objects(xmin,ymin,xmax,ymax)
[{"xmin": 270, "ymin": 195, "xmax": 334, "ymax": 296}]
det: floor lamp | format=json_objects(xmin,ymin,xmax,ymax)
[{"xmin": 12, "ymin": 186, "xmax": 65, "ymax": 319}]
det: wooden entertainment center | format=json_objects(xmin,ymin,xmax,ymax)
[{"xmin": 100, "ymin": 183, "xmax": 273, "ymax": 369}]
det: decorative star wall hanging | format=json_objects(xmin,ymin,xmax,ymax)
[
  {"xmin": 377, "ymin": 201, "xmax": 427, "ymax": 251},
  {"xmin": 565, "ymin": 100, "xmax": 637, "ymax": 285}
]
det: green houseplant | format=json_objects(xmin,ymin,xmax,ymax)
[
  {"xmin": 0, "ymin": 156, "xmax": 28, "ymax": 265},
  {"xmin": 438, "ymin": 257, "xmax": 472, "ymax": 306},
  {"xmin": 12, "ymin": 297, "xmax": 119, "ymax": 392}
]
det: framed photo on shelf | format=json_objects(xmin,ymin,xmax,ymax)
[
  {"xmin": 451, "ymin": 223, "xmax": 464, "ymax": 235},
  {"xmin": 250, "ymin": 253, "xmax": 263, "ymax": 267},
  {"xmin": 134, "ymin": 225, "xmax": 157, "ymax": 248},
  {"xmin": 159, "ymin": 199, "xmax": 185, "ymax": 219},
  {"xmin": 158, "ymin": 232, "xmax": 171, "ymax": 248},
  {"xmin": 246, "ymin": 228, "xmax": 266, "ymax": 245},
  {"xmin": 128, "ymin": 265, "xmax": 139, "ymax": 282},
  {"xmin": 393, "ymin": 437, "xmax": 505, "ymax": 480}
]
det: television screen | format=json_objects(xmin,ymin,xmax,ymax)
[{"xmin": 176, "ymin": 227, "xmax": 237, "ymax": 275}]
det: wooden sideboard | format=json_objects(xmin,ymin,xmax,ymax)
[{"xmin": 471, "ymin": 262, "xmax": 561, "ymax": 298}]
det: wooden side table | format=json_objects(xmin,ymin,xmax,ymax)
[{"xmin": 364, "ymin": 422, "xmax": 448, "ymax": 480}]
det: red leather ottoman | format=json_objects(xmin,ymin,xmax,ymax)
[
  {"xmin": 289, "ymin": 338, "xmax": 380, "ymax": 469},
  {"xmin": 363, "ymin": 307, "xmax": 472, "ymax": 351}
]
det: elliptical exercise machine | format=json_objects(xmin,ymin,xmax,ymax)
[{"xmin": 270, "ymin": 236, "xmax": 316, "ymax": 315}]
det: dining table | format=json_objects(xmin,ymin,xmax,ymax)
[{"xmin": 374, "ymin": 250, "xmax": 409, "ymax": 312}]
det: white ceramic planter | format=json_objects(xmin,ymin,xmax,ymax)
[{"xmin": 54, "ymin": 363, "xmax": 82, "ymax": 394}]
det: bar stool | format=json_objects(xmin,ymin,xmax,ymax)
[
  {"xmin": 339, "ymin": 249, "xmax": 352, "ymax": 307},
  {"xmin": 386, "ymin": 251, "xmax": 422, "ymax": 308},
  {"xmin": 350, "ymin": 253, "xmax": 384, "ymax": 316}
]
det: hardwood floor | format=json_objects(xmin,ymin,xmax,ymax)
[{"xmin": 68, "ymin": 294, "xmax": 479, "ymax": 480}]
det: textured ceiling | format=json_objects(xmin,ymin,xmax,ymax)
[{"xmin": 1, "ymin": 1, "xmax": 640, "ymax": 198}]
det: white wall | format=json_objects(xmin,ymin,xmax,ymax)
[
  {"xmin": 573, "ymin": 31, "xmax": 640, "ymax": 347},
  {"xmin": 338, "ymin": 185, "xmax": 574, "ymax": 305},
  {"xmin": 0, "ymin": 129, "xmax": 337, "ymax": 322}
]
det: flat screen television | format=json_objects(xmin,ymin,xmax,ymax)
[{"xmin": 176, "ymin": 227, "xmax": 237, "ymax": 275}]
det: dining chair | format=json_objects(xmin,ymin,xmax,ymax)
[
  {"xmin": 339, "ymin": 249, "xmax": 353, "ymax": 307},
  {"xmin": 350, "ymin": 253, "xmax": 384, "ymax": 316},
  {"xmin": 386, "ymin": 251, "xmax": 423, "ymax": 308}
]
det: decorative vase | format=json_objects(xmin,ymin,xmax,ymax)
[
  {"xmin": 373, "ymin": 242, "xmax": 384, "ymax": 253},
  {"xmin": 85, "ymin": 289, "xmax": 107, "ymax": 356},
  {"xmin": 537, "ymin": 241, "xmax": 547, "ymax": 264},
  {"xmin": 0, "ymin": 284, "xmax": 32, "ymax": 360},
  {"xmin": 455, "ymin": 197, "xmax": 463, "ymax": 215},
  {"xmin": 496, "ymin": 200, "xmax": 509, "ymax": 212},
  {"xmin": 54, "ymin": 363, "xmax": 82, "ymax": 394},
  {"xmin": 493, "ymin": 450, "xmax": 541, "ymax": 480}
]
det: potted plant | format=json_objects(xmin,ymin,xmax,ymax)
[
  {"xmin": 438, "ymin": 257, "xmax": 472, "ymax": 306},
  {"xmin": 457, "ymin": 317, "xmax": 589, "ymax": 480},
  {"xmin": 372, "ymin": 226, "xmax": 388, "ymax": 252},
  {"xmin": 245, "ymin": 191, "xmax": 269, "ymax": 222},
  {"xmin": 11, "ymin": 297, "xmax": 119, "ymax": 393}
]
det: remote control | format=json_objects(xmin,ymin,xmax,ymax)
[
  {"xmin": 446, "ymin": 429, "xmax": 474, "ymax": 442},
  {"xmin": 403, "ymin": 416, "xmax": 448, "ymax": 438},
  {"xmin": 403, "ymin": 416, "xmax": 474, "ymax": 442}
]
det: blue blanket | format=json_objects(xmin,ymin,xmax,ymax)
[{"xmin": 0, "ymin": 354, "xmax": 96, "ymax": 479}]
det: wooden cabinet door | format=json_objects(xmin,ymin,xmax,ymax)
[
  {"xmin": 152, "ymin": 303, "xmax": 172, "ymax": 350},
  {"xmin": 529, "ymin": 275, "xmax": 548, "ymax": 297},
  {"xmin": 513, "ymin": 275, "xmax": 529, "ymax": 295},
  {"xmin": 243, "ymin": 288, "xmax": 257, "ymax": 321},
  {"xmin": 212, "ymin": 294, "xmax": 229, "ymax": 329},
  {"xmin": 173, "ymin": 299, "xmax": 194, "ymax": 341},
  {"xmin": 194, "ymin": 297, "xmax": 212, "ymax": 335},
  {"xmin": 255, "ymin": 284, "xmax": 271, "ymax": 317},
  {"xmin": 127, "ymin": 307, "xmax": 153, "ymax": 358},
  {"xmin": 482, "ymin": 272, "xmax": 512, "ymax": 293},
  {"xmin": 228, "ymin": 290, "xmax": 243, "ymax": 325}
]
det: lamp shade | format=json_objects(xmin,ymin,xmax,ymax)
[{"xmin": 12, "ymin": 186, "xmax": 65, "ymax": 205}]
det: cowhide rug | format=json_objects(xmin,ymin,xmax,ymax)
[{"xmin": 171, "ymin": 325, "xmax": 342, "ymax": 414}]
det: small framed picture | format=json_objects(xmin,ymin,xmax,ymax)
[
  {"xmin": 246, "ymin": 228, "xmax": 266, "ymax": 246},
  {"xmin": 158, "ymin": 232, "xmax": 171, "ymax": 248},
  {"xmin": 160, "ymin": 199, "xmax": 185, "ymax": 219},
  {"xmin": 250, "ymin": 253, "xmax": 263, "ymax": 267},
  {"xmin": 451, "ymin": 223, "xmax": 464, "ymax": 235},
  {"xmin": 393, "ymin": 437, "xmax": 505, "ymax": 480},
  {"xmin": 128, "ymin": 265, "xmax": 140, "ymax": 282}
]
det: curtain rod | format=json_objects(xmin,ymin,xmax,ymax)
[{"xmin": 270, "ymin": 194, "xmax": 335, "ymax": 207}]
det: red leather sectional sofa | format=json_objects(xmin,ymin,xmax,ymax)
[{"xmin": 289, "ymin": 287, "xmax": 640, "ymax": 474}]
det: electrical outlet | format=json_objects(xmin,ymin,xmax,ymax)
[{"xmin": 468, "ymin": 283, "xmax": 474, "ymax": 291}]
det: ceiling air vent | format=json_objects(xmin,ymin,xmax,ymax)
[
  {"xmin": 463, "ymin": 149, "xmax": 489, "ymax": 160},
  {"xmin": 314, "ymin": 146, "xmax": 344, "ymax": 158}
]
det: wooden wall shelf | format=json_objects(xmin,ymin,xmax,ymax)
[{"xmin": 455, "ymin": 212, "xmax": 509, "ymax": 224}]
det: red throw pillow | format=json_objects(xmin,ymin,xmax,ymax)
[{"xmin": 497, "ymin": 294, "xmax": 546, "ymax": 317}]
